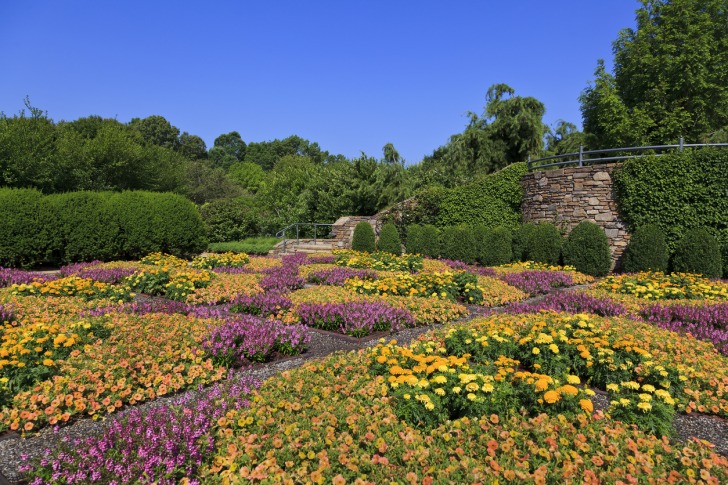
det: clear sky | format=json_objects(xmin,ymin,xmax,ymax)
[{"xmin": 0, "ymin": 1, "xmax": 637, "ymax": 164}]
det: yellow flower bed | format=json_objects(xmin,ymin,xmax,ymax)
[
  {"xmin": 139, "ymin": 252, "xmax": 189, "ymax": 267},
  {"xmin": 9, "ymin": 276, "xmax": 133, "ymax": 301},
  {"xmin": 186, "ymin": 273, "xmax": 262, "ymax": 305},
  {"xmin": 476, "ymin": 275, "xmax": 528, "ymax": 306},
  {"xmin": 495, "ymin": 261, "xmax": 594, "ymax": 284},
  {"xmin": 334, "ymin": 249, "xmax": 423, "ymax": 272},
  {"xmin": 245, "ymin": 256, "xmax": 282, "ymax": 272},
  {"xmin": 597, "ymin": 272, "xmax": 728, "ymax": 300},
  {"xmin": 190, "ymin": 252, "xmax": 250, "ymax": 269}
]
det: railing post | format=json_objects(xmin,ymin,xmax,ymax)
[
  {"xmin": 527, "ymin": 155, "xmax": 531, "ymax": 171},
  {"xmin": 578, "ymin": 145, "xmax": 583, "ymax": 167},
  {"xmin": 314, "ymin": 224, "xmax": 317, "ymax": 244},
  {"xmin": 679, "ymin": 137, "xmax": 684, "ymax": 152},
  {"xmin": 296, "ymin": 225, "xmax": 299, "ymax": 243}
]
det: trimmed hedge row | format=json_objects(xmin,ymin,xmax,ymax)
[{"xmin": 0, "ymin": 188, "xmax": 207, "ymax": 268}]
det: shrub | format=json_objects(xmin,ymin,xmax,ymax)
[
  {"xmin": 420, "ymin": 225, "xmax": 440, "ymax": 258},
  {"xmin": 107, "ymin": 191, "xmax": 162, "ymax": 259},
  {"xmin": 671, "ymin": 228, "xmax": 723, "ymax": 278},
  {"xmin": 0, "ymin": 188, "xmax": 45, "ymax": 268},
  {"xmin": 405, "ymin": 224, "xmax": 424, "ymax": 254},
  {"xmin": 41, "ymin": 191, "xmax": 120, "ymax": 264},
  {"xmin": 351, "ymin": 221, "xmax": 376, "ymax": 253},
  {"xmin": 613, "ymin": 149, "xmax": 728, "ymax": 253},
  {"xmin": 377, "ymin": 223, "xmax": 402, "ymax": 255},
  {"xmin": 481, "ymin": 226, "xmax": 513, "ymax": 266},
  {"xmin": 440, "ymin": 226, "xmax": 477, "ymax": 264},
  {"xmin": 472, "ymin": 225, "xmax": 488, "ymax": 264},
  {"xmin": 199, "ymin": 197, "xmax": 260, "ymax": 243},
  {"xmin": 151, "ymin": 193, "xmax": 208, "ymax": 257},
  {"xmin": 623, "ymin": 224, "xmax": 669, "ymax": 273},
  {"xmin": 562, "ymin": 221, "xmax": 612, "ymax": 277},
  {"xmin": 525, "ymin": 223, "xmax": 562, "ymax": 265},
  {"xmin": 512, "ymin": 223, "xmax": 536, "ymax": 262}
]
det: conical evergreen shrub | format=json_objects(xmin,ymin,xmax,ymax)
[
  {"xmin": 562, "ymin": 221, "xmax": 611, "ymax": 276},
  {"xmin": 622, "ymin": 224, "xmax": 668, "ymax": 273},
  {"xmin": 352, "ymin": 221, "xmax": 376, "ymax": 253},
  {"xmin": 377, "ymin": 223, "xmax": 402, "ymax": 255}
]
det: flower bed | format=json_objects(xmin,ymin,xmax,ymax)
[
  {"xmin": 297, "ymin": 301, "xmax": 414, "ymax": 337},
  {"xmin": 334, "ymin": 250, "xmax": 424, "ymax": 272},
  {"xmin": 598, "ymin": 272, "xmax": 728, "ymax": 301}
]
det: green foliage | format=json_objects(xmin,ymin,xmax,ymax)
[
  {"xmin": 472, "ymin": 225, "xmax": 488, "ymax": 265},
  {"xmin": 421, "ymin": 225, "xmax": 441, "ymax": 259},
  {"xmin": 199, "ymin": 197, "xmax": 260, "ymax": 243},
  {"xmin": 623, "ymin": 224, "xmax": 669, "ymax": 273},
  {"xmin": 581, "ymin": 0, "xmax": 728, "ymax": 147},
  {"xmin": 377, "ymin": 223, "xmax": 402, "ymax": 255},
  {"xmin": 526, "ymin": 223, "xmax": 562, "ymax": 265},
  {"xmin": 405, "ymin": 224, "xmax": 424, "ymax": 255},
  {"xmin": 440, "ymin": 226, "xmax": 477, "ymax": 264},
  {"xmin": 480, "ymin": 226, "xmax": 513, "ymax": 267},
  {"xmin": 152, "ymin": 193, "xmax": 208, "ymax": 258},
  {"xmin": 613, "ymin": 149, "xmax": 728, "ymax": 259},
  {"xmin": 108, "ymin": 191, "xmax": 162, "ymax": 259},
  {"xmin": 512, "ymin": 223, "xmax": 537, "ymax": 262},
  {"xmin": 0, "ymin": 188, "xmax": 45, "ymax": 268},
  {"xmin": 436, "ymin": 162, "xmax": 527, "ymax": 228},
  {"xmin": 352, "ymin": 222, "xmax": 376, "ymax": 253},
  {"xmin": 208, "ymin": 237, "xmax": 280, "ymax": 255},
  {"xmin": 41, "ymin": 192, "xmax": 120, "ymax": 264},
  {"xmin": 227, "ymin": 161, "xmax": 266, "ymax": 193},
  {"xmin": 671, "ymin": 228, "xmax": 723, "ymax": 278},
  {"xmin": 562, "ymin": 221, "xmax": 611, "ymax": 277}
]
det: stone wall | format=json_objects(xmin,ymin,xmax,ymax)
[
  {"xmin": 330, "ymin": 216, "xmax": 383, "ymax": 248},
  {"xmin": 521, "ymin": 163, "xmax": 630, "ymax": 268}
]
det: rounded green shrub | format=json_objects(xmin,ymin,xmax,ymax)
[
  {"xmin": 151, "ymin": 193, "xmax": 208, "ymax": 258},
  {"xmin": 377, "ymin": 223, "xmax": 402, "ymax": 255},
  {"xmin": 472, "ymin": 225, "xmax": 489, "ymax": 264},
  {"xmin": 562, "ymin": 221, "xmax": 612, "ymax": 277},
  {"xmin": 405, "ymin": 224, "xmax": 424, "ymax": 255},
  {"xmin": 108, "ymin": 191, "xmax": 162, "ymax": 259},
  {"xmin": 199, "ymin": 197, "xmax": 260, "ymax": 243},
  {"xmin": 0, "ymin": 188, "xmax": 45, "ymax": 268},
  {"xmin": 671, "ymin": 228, "xmax": 723, "ymax": 278},
  {"xmin": 352, "ymin": 221, "xmax": 376, "ymax": 253},
  {"xmin": 41, "ymin": 191, "xmax": 120, "ymax": 264},
  {"xmin": 420, "ymin": 225, "xmax": 440, "ymax": 258},
  {"xmin": 526, "ymin": 223, "xmax": 562, "ymax": 265},
  {"xmin": 440, "ymin": 226, "xmax": 477, "ymax": 264},
  {"xmin": 481, "ymin": 226, "xmax": 513, "ymax": 266},
  {"xmin": 512, "ymin": 223, "xmax": 536, "ymax": 262},
  {"xmin": 622, "ymin": 224, "xmax": 669, "ymax": 273}
]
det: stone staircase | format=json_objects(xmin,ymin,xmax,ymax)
[{"xmin": 268, "ymin": 216, "xmax": 381, "ymax": 257}]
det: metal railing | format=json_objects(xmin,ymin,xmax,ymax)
[
  {"xmin": 527, "ymin": 138, "xmax": 728, "ymax": 172},
  {"xmin": 275, "ymin": 223, "xmax": 335, "ymax": 252}
]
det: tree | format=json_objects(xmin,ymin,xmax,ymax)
[
  {"xmin": 129, "ymin": 115, "xmax": 180, "ymax": 149},
  {"xmin": 543, "ymin": 120, "xmax": 587, "ymax": 156},
  {"xmin": 210, "ymin": 131, "xmax": 246, "ymax": 170},
  {"xmin": 178, "ymin": 132, "xmax": 208, "ymax": 160},
  {"xmin": 227, "ymin": 161, "xmax": 266, "ymax": 193},
  {"xmin": 581, "ymin": 0, "xmax": 728, "ymax": 147}
]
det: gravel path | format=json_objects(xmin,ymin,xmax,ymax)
[{"xmin": 2, "ymin": 286, "xmax": 727, "ymax": 483}]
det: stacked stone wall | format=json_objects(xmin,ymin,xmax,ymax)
[{"xmin": 521, "ymin": 163, "xmax": 630, "ymax": 268}]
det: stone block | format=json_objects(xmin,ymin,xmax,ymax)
[
  {"xmin": 593, "ymin": 171, "xmax": 611, "ymax": 181},
  {"xmin": 588, "ymin": 197, "xmax": 600, "ymax": 206}
]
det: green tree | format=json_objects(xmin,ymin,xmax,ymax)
[
  {"xmin": 210, "ymin": 131, "xmax": 246, "ymax": 170},
  {"xmin": 129, "ymin": 115, "xmax": 180, "ymax": 149},
  {"xmin": 543, "ymin": 121, "xmax": 587, "ymax": 156},
  {"xmin": 178, "ymin": 132, "xmax": 208, "ymax": 160},
  {"xmin": 228, "ymin": 161, "xmax": 266, "ymax": 193},
  {"xmin": 581, "ymin": 0, "xmax": 728, "ymax": 147}
]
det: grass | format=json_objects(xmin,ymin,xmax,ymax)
[{"xmin": 207, "ymin": 237, "xmax": 280, "ymax": 255}]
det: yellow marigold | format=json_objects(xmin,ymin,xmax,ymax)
[
  {"xmin": 535, "ymin": 379, "xmax": 550, "ymax": 392},
  {"xmin": 566, "ymin": 375, "xmax": 580, "ymax": 385},
  {"xmin": 579, "ymin": 399, "xmax": 594, "ymax": 413},
  {"xmin": 560, "ymin": 385, "xmax": 579, "ymax": 397},
  {"xmin": 543, "ymin": 390, "xmax": 560, "ymax": 404}
]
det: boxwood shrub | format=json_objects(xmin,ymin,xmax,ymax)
[
  {"xmin": 480, "ymin": 226, "xmax": 513, "ymax": 266},
  {"xmin": 440, "ymin": 226, "xmax": 477, "ymax": 264},
  {"xmin": 562, "ymin": 221, "xmax": 611, "ymax": 276},
  {"xmin": 526, "ymin": 223, "xmax": 562, "ymax": 265},
  {"xmin": 377, "ymin": 223, "xmax": 402, "ymax": 255},
  {"xmin": 622, "ymin": 224, "xmax": 669, "ymax": 273},
  {"xmin": 352, "ymin": 222, "xmax": 376, "ymax": 253},
  {"xmin": 671, "ymin": 228, "xmax": 723, "ymax": 278},
  {"xmin": 512, "ymin": 223, "xmax": 536, "ymax": 262},
  {"xmin": 420, "ymin": 225, "xmax": 440, "ymax": 258},
  {"xmin": 0, "ymin": 188, "xmax": 45, "ymax": 268},
  {"xmin": 405, "ymin": 224, "xmax": 424, "ymax": 255}
]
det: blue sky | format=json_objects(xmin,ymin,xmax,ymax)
[{"xmin": 0, "ymin": 1, "xmax": 637, "ymax": 164}]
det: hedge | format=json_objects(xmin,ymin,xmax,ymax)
[
  {"xmin": 352, "ymin": 222, "xmax": 376, "ymax": 253},
  {"xmin": 525, "ymin": 223, "xmax": 562, "ymax": 265},
  {"xmin": 622, "ymin": 224, "xmax": 669, "ymax": 273},
  {"xmin": 671, "ymin": 228, "xmax": 723, "ymax": 278},
  {"xmin": 0, "ymin": 189, "xmax": 207, "ymax": 267},
  {"xmin": 440, "ymin": 226, "xmax": 477, "ymax": 264},
  {"xmin": 562, "ymin": 221, "xmax": 611, "ymax": 277},
  {"xmin": 480, "ymin": 226, "xmax": 513, "ymax": 266},
  {"xmin": 199, "ymin": 197, "xmax": 260, "ymax": 243},
  {"xmin": 377, "ymin": 223, "xmax": 402, "ymax": 255},
  {"xmin": 613, "ymin": 149, "xmax": 728, "ymax": 259}
]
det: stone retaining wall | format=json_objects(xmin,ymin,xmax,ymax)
[{"xmin": 521, "ymin": 163, "xmax": 630, "ymax": 269}]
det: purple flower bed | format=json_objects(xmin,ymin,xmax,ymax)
[
  {"xmin": 259, "ymin": 266, "xmax": 305, "ymax": 293},
  {"xmin": 60, "ymin": 261, "xmax": 136, "ymax": 284},
  {"xmin": 58, "ymin": 261, "xmax": 102, "ymax": 277},
  {"xmin": 20, "ymin": 374, "xmax": 258, "ymax": 485},
  {"xmin": 297, "ymin": 301, "xmax": 415, "ymax": 337},
  {"xmin": 307, "ymin": 267, "xmax": 377, "ymax": 286},
  {"xmin": 498, "ymin": 270, "xmax": 573, "ymax": 296},
  {"xmin": 439, "ymin": 259, "xmax": 498, "ymax": 277},
  {"xmin": 0, "ymin": 304, "xmax": 14, "ymax": 323},
  {"xmin": 0, "ymin": 267, "xmax": 57, "ymax": 287},
  {"xmin": 230, "ymin": 293, "xmax": 292, "ymax": 317},
  {"xmin": 201, "ymin": 315, "xmax": 309, "ymax": 365},
  {"xmin": 500, "ymin": 292, "xmax": 627, "ymax": 317},
  {"xmin": 305, "ymin": 254, "xmax": 337, "ymax": 265},
  {"xmin": 639, "ymin": 303, "xmax": 728, "ymax": 354}
]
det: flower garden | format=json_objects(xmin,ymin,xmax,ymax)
[{"xmin": 2, "ymin": 250, "xmax": 728, "ymax": 483}]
